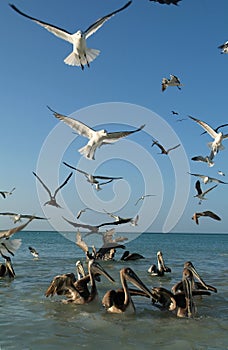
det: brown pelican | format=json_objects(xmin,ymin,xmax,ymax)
[
  {"xmin": 135, "ymin": 194, "xmax": 156, "ymax": 206},
  {"xmin": 0, "ymin": 251, "xmax": 15, "ymax": 278},
  {"xmin": 33, "ymin": 171, "xmax": 73, "ymax": 208},
  {"xmin": 194, "ymin": 180, "xmax": 218, "ymax": 204},
  {"xmin": 151, "ymin": 139, "xmax": 180, "ymax": 155},
  {"xmin": 10, "ymin": 2, "xmax": 132, "ymax": 69},
  {"xmin": 162, "ymin": 74, "xmax": 183, "ymax": 92},
  {"xmin": 148, "ymin": 251, "xmax": 171, "ymax": 276},
  {"xmin": 0, "ymin": 212, "xmax": 48, "ymax": 224},
  {"xmin": 120, "ymin": 250, "xmax": 145, "ymax": 261},
  {"xmin": 188, "ymin": 173, "xmax": 228, "ymax": 185},
  {"xmin": 48, "ymin": 106, "xmax": 144, "ymax": 160},
  {"xmin": 29, "ymin": 246, "xmax": 39, "ymax": 259},
  {"xmin": 218, "ymin": 41, "xmax": 228, "ymax": 54},
  {"xmin": 149, "ymin": 0, "xmax": 181, "ymax": 5},
  {"xmin": 192, "ymin": 210, "xmax": 221, "ymax": 225},
  {"xmin": 102, "ymin": 267, "xmax": 157, "ymax": 313},
  {"xmin": 189, "ymin": 116, "xmax": 228, "ymax": 155},
  {"xmin": 0, "ymin": 187, "xmax": 15, "ymax": 199},
  {"xmin": 45, "ymin": 259, "xmax": 114, "ymax": 304}
]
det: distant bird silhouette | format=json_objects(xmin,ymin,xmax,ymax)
[
  {"xmin": 162, "ymin": 74, "xmax": 183, "ymax": 91},
  {"xmin": 194, "ymin": 180, "xmax": 217, "ymax": 204},
  {"xmin": 218, "ymin": 41, "xmax": 228, "ymax": 54},
  {"xmin": 33, "ymin": 171, "xmax": 73, "ymax": 208},
  {"xmin": 171, "ymin": 110, "xmax": 179, "ymax": 115},
  {"xmin": 135, "ymin": 194, "xmax": 156, "ymax": 206},
  {"xmin": 76, "ymin": 208, "xmax": 92, "ymax": 220},
  {"xmin": 218, "ymin": 170, "xmax": 225, "ymax": 176},
  {"xmin": 29, "ymin": 246, "xmax": 39, "ymax": 259},
  {"xmin": 0, "ymin": 187, "xmax": 15, "ymax": 199},
  {"xmin": 150, "ymin": 0, "xmax": 181, "ymax": 5},
  {"xmin": 191, "ymin": 151, "xmax": 215, "ymax": 167},
  {"xmin": 151, "ymin": 139, "xmax": 180, "ymax": 155},
  {"xmin": 192, "ymin": 211, "xmax": 221, "ymax": 225}
]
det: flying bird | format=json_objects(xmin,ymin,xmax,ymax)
[
  {"xmin": 192, "ymin": 211, "xmax": 221, "ymax": 225},
  {"xmin": 0, "ymin": 217, "xmax": 34, "ymax": 240},
  {"xmin": 162, "ymin": 74, "xmax": 183, "ymax": 92},
  {"xmin": 194, "ymin": 180, "xmax": 218, "ymax": 204},
  {"xmin": 200, "ymin": 123, "xmax": 228, "ymax": 136},
  {"xmin": 188, "ymin": 173, "xmax": 227, "ymax": 185},
  {"xmin": 189, "ymin": 116, "xmax": 228, "ymax": 155},
  {"xmin": 218, "ymin": 170, "xmax": 225, "ymax": 176},
  {"xmin": 76, "ymin": 208, "xmax": 91, "ymax": 220},
  {"xmin": 33, "ymin": 171, "xmax": 73, "ymax": 208},
  {"xmin": 49, "ymin": 107, "xmax": 145, "ymax": 160},
  {"xmin": 0, "ymin": 187, "xmax": 15, "ymax": 199},
  {"xmin": 149, "ymin": 0, "xmax": 181, "ymax": 5},
  {"xmin": 135, "ymin": 194, "xmax": 155, "ymax": 206},
  {"xmin": 151, "ymin": 139, "xmax": 180, "ymax": 155},
  {"xmin": 171, "ymin": 111, "xmax": 179, "ymax": 115},
  {"xmin": 218, "ymin": 41, "xmax": 228, "ymax": 54},
  {"xmin": 29, "ymin": 246, "xmax": 39, "ymax": 259},
  {"xmin": 9, "ymin": 2, "xmax": 132, "ymax": 70},
  {"xmin": 0, "ymin": 212, "xmax": 48, "ymax": 224},
  {"xmin": 191, "ymin": 151, "xmax": 215, "ymax": 167},
  {"xmin": 0, "ymin": 251, "xmax": 15, "ymax": 278}
]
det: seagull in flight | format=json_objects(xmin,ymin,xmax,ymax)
[
  {"xmin": 200, "ymin": 123, "xmax": 228, "ymax": 136},
  {"xmin": 103, "ymin": 209, "xmax": 138, "ymax": 226},
  {"xmin": 194, "ymin": 180, "xmax": 218, "ymax": 204},
  {"xmin": 218, "ymin": 170, "xmax": 225, "ymax": 176},
  {"xmin": 0, "ymin": 212, "xmax": 48, "ymax": 224},
  {"xmin": 135, "ymin": 194, "xmax": 156, "ymax": 206},
  {"xmin": 188, "ymin": 173, "xmax": 227, "ymax": 185},
  {"xmin": 191, "ymin": 151, "xmax": 215, "ymax": 167},
  {"xmin": 218, "ymin": 41, "xmax": 228, "ymax": 54},
  {"xmin": 189, "ymin": 116, "xmax": 228, "ymax": 155},
  {"xmin": 33, "ymin": 171, "xmax": 73, "ymax": 208},
  {"xmin": 171, "ymin": 111, "xmax": 179, "ymax": 115},
  {"xmin": 149, "ymin": 0, "xmax": 181, "ymax": 5},
  {"xmin": 162, "ymin": 74, "xmax": 183, "ymax": 92},
  {"xmin": 76, "ymin": 208, "xmax": 92, "ymax": 220},
  {"xmin": 192, "ymin": 211, "xmax": 221, "ymax": 225},
  {"xmin": 0, "ymin": 187, "xmax": 15, "ymax": 199},
  {"xmin": 9, "ymin": 2, "xmax": 132, "ymax": 70},
  {"xmin": 29, "ymin": 246, "xmax": 39, "ymax": 259},
  {"xmin": 49, "ymin": 107, "xmax": 145, "ymax": 160},
  {"xmin": 151, "ymin": 139, "xmax": 180, "ymax": 155}
]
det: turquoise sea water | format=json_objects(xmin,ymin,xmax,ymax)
[{"xmin": 0, "ymin": 231, "xmax": 227, "ymax": 350}]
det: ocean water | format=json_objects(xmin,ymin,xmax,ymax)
[{"xmin": 0, "ymin": 231, "xmax": 227, "ymax": 350}]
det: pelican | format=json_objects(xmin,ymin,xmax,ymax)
[
  {"xmin": 33, "ymin": 171, "xmax": 73, "ymax": 208},
  {"xmin": 218, "ymin": 41, "xmax": 228, "ymax": 54},
  {"xmin": 45, "ymin": 259, "xmax": 114, "ymax": 304},
  {"xmin": 0, "ymin": 212, "xmax": 48, "ymax": 224},
  {"xmin": 188, "ymin": 173, "xmax": 228, "ymax": 185},
  {"xmin": 102, "ymin": 267, "xmax": 157, "ymax": 313},
  {"xmin": 192, "ymin": 210, "xmax": 221, "ymax": 225},
  {"xmin": 0, "ymin": 251, "xmax": 15, "ymax": 278},
  {"xmin": 29, "ymin": 246, "xmax": 39, "ymax": 259},
  {"xmin": 194, "ymin": 180, "xmax": 218, "ymax": 204},
  {"xmin": 0, "ymin": 187, "xmax": 15, "ymax": 199},
  {"xmin": 135, "ymin": 194, "xmax": 156, "ymax": 206},
  {"xmin": 162, "ymin": 74, "xmax": 183, "ymax": 92},
  {"xmin": 10, "ymin": 2, "xmax": 132, "ymax": 69},
  {"xmin": 151, "ymin": 139, "xmax": 180, "ymax": 155},
  {"xmin": 120, "ymin": 250, "xmax": 145, "ymax": 261},
  {"xmin": 148, "ymin": 251, "xmax": 171, "ymax": 276},
  {"xmin": 48, "ymin": 107, "xmax": 145, "ymax": 160},
  {"xmin": 191, "ymin": 151, "xmax": 215, "ymax": 167},
  {"xmin": 149, "ymin": 0, "xmax": 181, "ymax": 5},
  {"xmin": 189, "ymin": 116, "xmax": 228, "ymax": 155}
]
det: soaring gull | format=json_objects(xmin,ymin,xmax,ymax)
[
  {"xmin": 218, "ymin": 41, "xmax": 228, "ymax": 54},
  {"xmin": 162, "ymin": 74, "xmax": 183, "ymax": 92},
  {"xmin": 194, "ymin": 180, "xmax": 218, "ymax": 204},
  {"xmin": 192, "ymin": 211, "xmax": 221, "ymax": 225},
  {"xmin": 9, "ymin": 2, "xmax": 132, "ymax": 70},
  {"xmin": 0, "ymin": 212, "xmax": 48, "ymax": 224},
  {"xmin": 48, "ymin": 107, "xmax": 145, "ymax": 160},
  {"xmin": 151, "ymin": 139, "xmax": 180, "ymax": 155},
  {"xmin": 191, "ymin": 151, "xmax": 215, "ymax": 167},
  {"xmin": 135, "ymin": 194, "xmax": 155, "ymax": 206},
  {"xmin": 188, "ymin": 173, "xmax": 227, "ymax": 185},
  {"xmin": 0, "ymin": 187, "xmax": 15, "ymax": 199}
]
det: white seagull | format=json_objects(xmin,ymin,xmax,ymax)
[
  {"xmin": 162, "ymin": 74, "xmax": 183, "ymax": 92},
  {"xmin": 194, "ymin": 180, "xmax": 218, "ymax": 204},
  {"xmin": 188, "ymin": 173, "xmax": 227, "ymax": 185},
  {"xmin": 49, "ymin": 107, "xmax": 145, "ymax": 160},
  {"xmin": 218, "ymin": 41, "xmax": 228, "ymax": 54},
  {"xmin": 191, "ymin": 150, "xmax": 215, "ymax": 167},
  {"xmin": 10, "ymin": 2, "xmax": 132, "ymax": 70},
  {"xmin": 135, "ymin": 194, "xmax": 156, "ymax": 206},
  {"xmin": 189, "ymin": 116, "xmax": 228, "ymax": 155},
  {"xmin": 0, "ymin": 212, "xmax": 48, "ymax": 224},
  {"xmin": 76, "ymin": 208, "xmax": 91, "ymax": 220},
  {"xmin": 0, "ymin": 187, "xmax": 15, "ymax": 199}
]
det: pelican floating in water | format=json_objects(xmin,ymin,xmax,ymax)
[
  {"xmin": 194, "ymin": 180, "xmax": 218, "ymax": 204},
  {"xmin": 45, "ymin": 259, "xmax": 114, "ymax": 304},
  {"xmin": 0, "ymin": 187, "xmax": 15, "ymax": 199},
  {"xmin": 192, "ymin": 210, "xmax": 221, "ymax": 225},
  {"xmin": 0, "ymin": 212, "xmax": 48, "ymax": 224},
  {"xmin": 102, "ymin": 267, "xmax": 157, "ymax": 313},
  {"xmin": 151, "ymin": 139, "xmax": 180, "ymax": 155},
  {"xmin": 188, "ymin": 173, "xmax": 228, "ymax": 185},
  {"xmin": 49, "ymin": 107, "xmax": 145, "ymax": 160},
  {"xmin": 9, "ymin": 2, "xmax": 132, "ymax": 69},
  {"xmin": 189, "ymin": 116, "xmax": 228, "ymax": 155},
  {"xmin": 33, "ymin": 171, "xmax": 73, "ymax": 208},
  {"xmin": 148, "ymin": 251, "xmax": 171, "ymax": 276},
  {"xmin": 120, "ymin": 250, "xmax": 145, "ymax": 261},
  {"xmin": 0, "ymin": 251, "xmax": 15, "ymax": 278},
  {"xmin": 162, "ymin": 74, "xmax": 183, "ymax": 92},
  {"xmin": 29, "ymin": 246, "xmax": 39, "ymax": 259},
  {"xmin": 218, "ymin": 41, "xmax": 228, "ymax": 54}
]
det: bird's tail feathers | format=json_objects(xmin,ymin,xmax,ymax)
[
  {"xmin": 208, "ymin": 142, "xmax": 225, "ymax": 153},
  {"xmin": 64, "ymin": 52, "xmax": 81, "ymax": 66},
  {"xmin": 78, "ymin": 145, "xmax": 95, "ymax": 160},
  {"xmin": 85, "ymin": 48, "xmax": 100, "ymax": 64},
  {"xmin": 64, "ymin": 49, "xmax": 100, "ymax": 67}
]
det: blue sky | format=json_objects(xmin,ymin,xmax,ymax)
[{"xmin": 1, "ymin": 0, "xmax": 228, "ymax": 234}]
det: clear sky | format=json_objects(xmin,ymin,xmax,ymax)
[{"xmin": 1, "ymin": 0, "xmax": 227, "ymax": 235}]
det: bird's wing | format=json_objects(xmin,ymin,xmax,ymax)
[
  {"xmin": 170, "ymin": 74, "xmax": 180, "ymax": 83},
  {"xmin": 203, "ymin": 211, "xmax": 221, "ymax": 221},
  {"xmin": 63, "ymin": 162, "xmax": 89, "ymax": 176},
  {"xmin": 215, "ymin": 123, "xmax": 228, "ymax": 132},
  {"xmin": 94, "ymin": 175, "xmax": 123, "ymax": 180},
  {"xmin": 188, "ymin": 172, "xmax": 205, "ymax": 180},
  {"xmin": 202, "ymin": 184, "xmax": 218, "ymax": 195},
  {"xmin": 191, "ymin": 156, "xmax": 207, "ymax": 163},
  {"xmin": 104, "ymin": 125, "xmax": 145, "ymax": 143},
  {"xmin": 33, "ymin": 172, "xmax": 52, "ymax": 197},
  {"xmin": 54, "ymin": 172, "xmax": 73, "ymax": 197},
  {"xmin": 84, "ymin": 1, "xmax": 132, "ymax": 39},
  {"xmin": 0, "ymin": 192, "xmax": 6, "ymax": 198},
  {"xmin": 75, "ymin": 232, "xmax": 89, "ymax": 253},
  {"xmin": 189, "ymin": 116, "xmax": 218, "ymax": 139},
  {"xmin": 167, "ymin": 144, "xmax": 181, "ymax": 152},
  {"xmin": 0, "ymin": 217, "xmax": 34, "ymax": 239},
  {"xmin": 103, "ymin": 209, "xmax": 117, "ymax": 219},
  {"xmin": 0, "ymin": 212, "xmax": 17, "ymax": 216},
  {"xmin": 22, "ymin": 215, "xmax": 47, "ymax": 220},
  {"xmin": 195, "ymin": 180, "xmax": 202, "ymax": 195},
  {"xmin": 152, "ymin": 140, "xmax": 166, "ymax": 153},
  {"xmin": 48, "ymin": 106, "xmax": 95, "ymax": 139},
  {"xmin": 209, "ymin": 177, "xmax": 227, "ymax": 184},
  {"xmin": 63, "ymin": 217, "xmax": 98, "ymax": 232},
  {"xmin": 9, "ymin": 4, "xmax": 73, "ymax": 43},
  {"xmin": 98, "ymin": 218, "xmax": 132, "ymax": 228}
]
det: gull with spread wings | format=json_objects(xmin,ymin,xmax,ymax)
[
  {"xmin": 192, "ymin": 211, "xmax": 221, "ymax": 225},
  {"xmin": 33, "ymin": 172, "xmax": 73, "ymax": 208},
  {"xmin": 151, "ymin": 139, "xmax": 180, "ymax": 155},
  {"xmin": 218, "ymin": 41, "xmax": 228, "ymax": 54},
  {"xmin": 194, "ymin": 180, "xmax": 218, "ymax": 204},
  {"xmin": 188, "ymin": 173, "xmax": 228, "ymax": 185},
  {"xmin": 0, "ymin": 187, "xmax": 15, "ymax": 199},
  {"xmin": 162, "ymin": 74, "xmax": 183, "ymax": 92},
  {"xmin": 49, "ymin": 107, "xmax": 145, "ymax": 160},
  {"xmin": 0, "ymin": 212, "xmax": 48, "ymax": 224},
  {"xmin": 10, "ymin": 2, "xmax": 132, "ymax": 70}
]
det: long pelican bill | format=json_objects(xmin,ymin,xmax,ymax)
[{"xmin": 90, "ymin": 260, "xmax": 115, "ymax": 283}]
